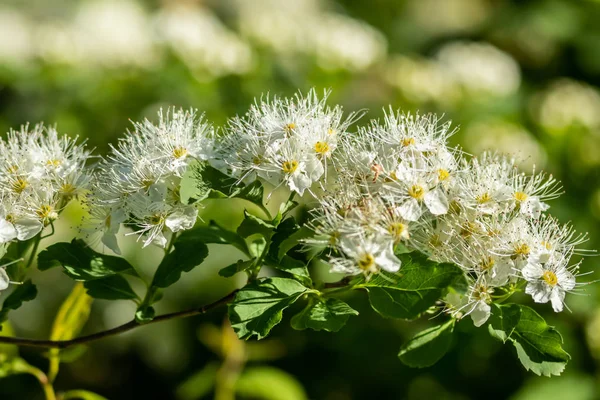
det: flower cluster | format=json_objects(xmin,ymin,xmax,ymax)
[
  {"xmin": 221, "ymin": 90, "xmax": 360, "ymax": 196},
  {"xmin": 85, "ymin": 108, "xmax": 215, "ymax": 253},
  {"xmin": 307, "ymin": 111, "xmax": 588, "ymax": 325},
  {"xmin": 0, "ymin": 124, "xmax": 91, "ymax": 249}
]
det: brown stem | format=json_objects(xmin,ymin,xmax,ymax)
[{"xmin": 0, "ymin": 289, "xmax": 239, "ymax": 350}]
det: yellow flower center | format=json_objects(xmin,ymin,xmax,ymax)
[
  {"xmin": 173, "ymin": 146, "xmax": 188, "ymax": 159},
  {"xmin": 541, "ymin": 240, "xmax": 552, "ymax": 250},
  {"xmin": 252, "ymin": 155, "xmax": 263, "ymax": 165},
  {"xmin": 46, "ymin": 159, "xmax": 62, "ymax": 167},
  {"xmin": 460, "ymin": 221, "xmax": 478, "ymax": 238},
  {"xmin": 408, "ymin": 185, "xmax": 425, "ymax": 200},
  {"xmin": 284, "ymin": 123, "xmax": 296, "ymax": 134},
  {"xmin": 36, "ymin": 204, "xmax": 55, "ymax": 220},
  {"xmin": 437, "ymin": 169, "xmax": 450, "ymax": 181},
  {"xmin": 358, "ymin": 253, "xmax": 376, "ymax": 271},
  {"xmin": 402, "ymin": 137, "xmax": 415, "ymax": 147},
  {"xmin": 542, "ymin": 270, "xmax": 558, "ymax": 286},
  {"xmin": 314, "ymin": 141, "xmax": 330, "ymax": 155},
  {"xmin": 60, "ymin": 183, "xmax": 76, "ymax": 195},
  {"xmin": 149, "ymin": 214, "xmax": 165, "ymax": 225},
  {"xmin": 388, "ymin": 222, "xmax": 407, "ymax": 241},
  {"xmin": 479, "ymin": 256, "xmax": 495, "ymax": 271},
  {"xmin": 429, "ymin": 234, "xmax": 442, "ymax": 248},
  {"xmin": 514, "ymin": 191, "xmax": 528, "ymax": 202},
  {"xmin": 514, "ymin": 243, "xmax": 530, "ymax": 256},
  {"xmin": 327, "ymin": 128, "xmax": 336, "ymax": 135},
  {"xmin": 7, "ymin": 165, "xmax": 18, "ymax": 174},
  {"xmin": 5, "ymin": 214, "xmax": 15, "ymax": 224},
  {"xmin": 12, "ymin": 178, "xmax": 28, "ymax": 194},
  {"xmin": 282, "ymin": 160, "xmax": 299, "ymax": 174},
  {"xmin": 476, "ymin": 192, "xmax": 492, "ymax": 204}
]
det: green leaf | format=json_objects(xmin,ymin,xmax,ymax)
[
  {"xmin": 490, "ymin": 304, "xmax": 570, "ymax": 377},
  {"xmin": 228, "ymin": 277, "xmax": 309, "ymax": 339},
  {"xmin": 179, "ymin": 221, "xmax": 250, "ymax": 257},
  {"xmin": 151, "ymin": 241, "xmax": 209, "ymax": 288},
  {"xmin": 236, "ymin": 367, "xmax": 307, "ymax": 400},
  {"xmin": 84, "ymin": 275, "xmax": 139, "ymax": 300},
  {"xmin": 276, "ymin": 226, "xmax": 314, "ymax": 261},
  {"xmin": 38, "ymin": 240, "xmax": 138, "ymax": 281},
  {"xmin": 0, "ymin": 280, "xmax": 37, "ymax": 324},
  {"xmin": 291, "ymin": 298, "xmax": 358, "ymax": 332},
  {"xmin": 269, "ymin": 255, "xmax": 311, "ymax": 286},
  {"xmin": 219, "ymin": 259, "xmax": 256, "ymax": 277},
  {"xmin": 488, "ymin": 303, "xmax": 521, "ymax": 343},
  {"xmin": 272, "ymin": 200, "xmax": 299, "ymax": 226},
  {"xmin": 230, "ymin": 180, "xmax": 264, "ymax": 206},
  {"xmin": 249, "ymin": 237, "xmax": 268, "ymax": 259},
  {"xmin": 398, "ymin": 319, "xmax": 455, "ymax": 368},
  {"xmin": 48, "ymin": 283, "xmax": 93, "ymax": 381},
  {"xmin": 237, "ymin": 210, "xmax": 275, "ymax": 239},
  {"xmin": 180, "ymin": 160, "xmax": 237, "ymax": 203},
  {"xmin": 360, "ymin": 252, "xmax": 465, "ymax": 319}
]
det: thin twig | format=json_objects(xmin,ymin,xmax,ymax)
[{"xmin": 0, "ymin": 290, "xmax": 239, "ymax": 350}]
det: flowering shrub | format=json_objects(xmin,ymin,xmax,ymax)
[{"xmin": 0, "ymin": 90, "xmax": 592, "ymax": 397}]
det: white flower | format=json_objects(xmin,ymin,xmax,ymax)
[
  {"xmin": 85, "ymin": 108, "xmax": 211, "ymax": 249},
  {"xmin": 522, "ymin": 254, "xmax": 577, "ymax": 312},
  {"xmin": 222, "ymin": 89, "xmax": 358, "ymax": 195},
  {"xmin": 329, "ymin": 234, "xmax": 401, "ymax": 277}
]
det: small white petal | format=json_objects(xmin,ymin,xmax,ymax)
[
  {"xmin": 0, "ymin": 220, "xmax": 17, "ymax": 243},
  {"xmin": 397, "ymin": 198, "xmax": 422, "ymax": 221},
  {"xmin": 424, "ymin": 188, "xmax": 449, "ymax": 216},
  {"xmin": 165, "ymin": 207, "xmax": 198, "ymax": 232},
  {"xmin": 102, "ymin": 232, "xmax": 121, "ymax": 255},
  {"xmin": 522, "ymin": 262, "xmax": 544, "ymax": 281},
  {"xmin": 15, "ymin": 219, "xmax": 43, "ymax": 241},
  {"xmin": 471, "ymin": 301, "xmax": 491, "ymax": 327},
  {"xmin": 550, "ymin": 288, "xmax": 565, "ymax": 312},
  {"xmin": 0, "ymin": 268, "xmax": 9, "ymax": 291}
]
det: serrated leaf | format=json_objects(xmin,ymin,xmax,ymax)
[
  {"xmin": 510, "ymin": 305, "xmax": 570, "ymax": 377},
  {"xmin": 269, "ymin": 255, "xmax": 312, "ymax": 286},
  {"xmin": 228, "ymin": 277, "xmax": 308, "ymax": 340},
  {"xmin": 360, "ymin": 252, "xmax": 464, "ymax": 319},
  {"xmin": 179, "ymin": 221, "xmax": 250, "ymax": 257},
  {"xmin": 38, "ymin": 240, "xmax": 138, "ymax": 281},
  {"xmin": 488, "ymin": 303, "xmax": 521, "ymax": 343},
  {"xmin": 237, "ymin": 210, "xmax": 275, "ymax": 239},
  {"xmin": 219, "ymin": 259, "xmax": 256, "ymax": 277},
  {"xmin": 84, "ymin": 275, "xmax": 139, "ymax": 300},
  {"xmin": 291, "ymin": 298, "xmax": 358, "ymax": 332},
  {"xmin": 230, "ymin": 180, "xmax": 264, "ymax": 206},
  {"xmin": 0, "ymin": 280, "xmax": 37, "ymax": 324},
  {"xmin": 151, "ymin": 241, "xmax": 209, "ymax": 288},
  {"xmin": 277, "ymin": 227, "xmax": 314, "ymax": 261},
  {"xmin": 398, "ymin": 319, "xmax": 455, "ymax": 368},
  {"xmin": 180, "ymin": 160, "xmax": 237, "ymax": 203}
]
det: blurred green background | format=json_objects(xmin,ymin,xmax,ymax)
[{"xmin": 1, "ymin": 0, "xmax": 600, "ymax": 399}]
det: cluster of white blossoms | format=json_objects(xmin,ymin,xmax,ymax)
[
  {"xmin": 85, "ymin": 109, "xmax": 216, "ymax": 253},
  {"xmin": 221, "ymin": 90, "xmax": 360, "ymax": 196},
  {"xmin": 0, "ymin": 124, "xmax": 91, "ymax": 250},
  {"xmin": 305, "ymin": 108, "xmax": 589, "ymax": 326},
  {"xmin": 0, "ymin": 90, "xmax": 590, "ymax": 328}
]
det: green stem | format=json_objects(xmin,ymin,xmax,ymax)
[
  {"xmin": 0, "ymin": 289, "xmax": 239, "ymax": 349},
  {"xmin": 18, "ymin": 363, "xmax": 56, "ymax": 400}
]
